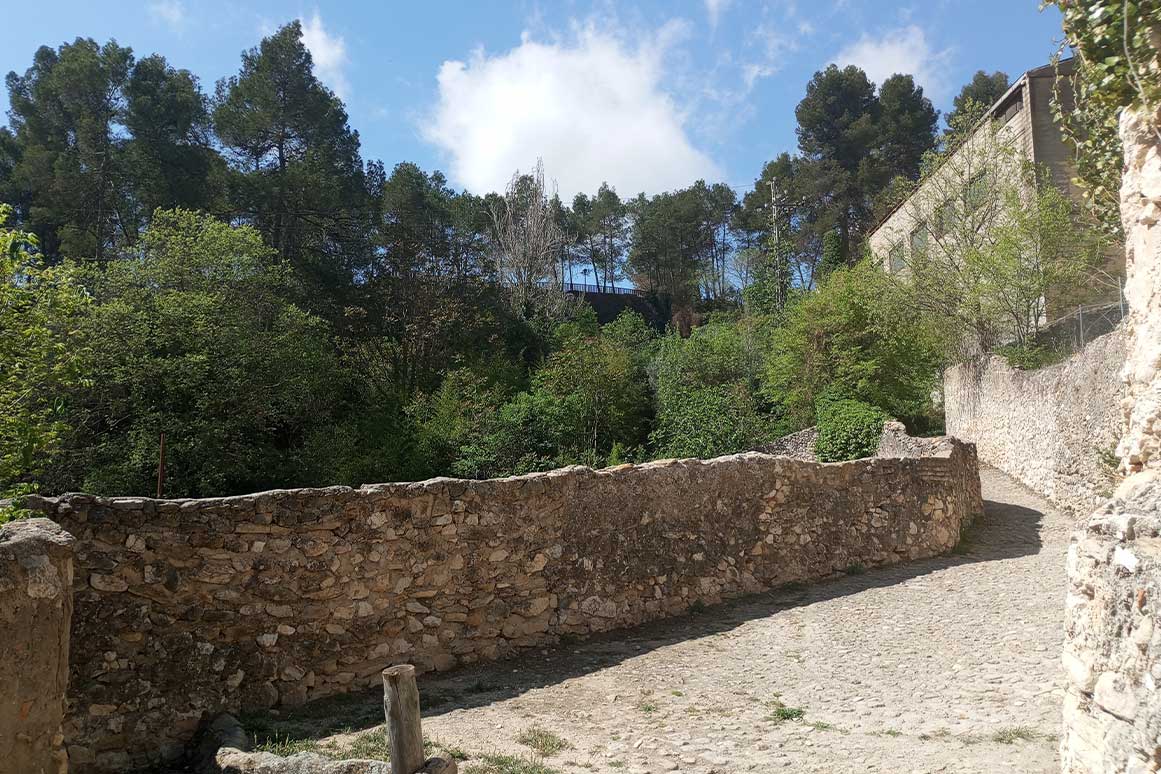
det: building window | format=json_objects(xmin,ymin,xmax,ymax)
[
  {"xmin": 966, "ymin": 173, "xmax": 988, "ymax": 213},
  {"xmin": 909, "ymin": 222, "xmax": 929, "ymax": 256},
  {"xmin": 888, "ymin": 242, "xmax": 905, "ymax": 273},
  {"xmin": 933, "ymin": 200, "xmax": 958, "ymax": 238}
]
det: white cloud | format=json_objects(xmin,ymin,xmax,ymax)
[
  {"xmin": 738, "ymin": 6, "xmax": 814, "ymax": 93},
  {"xmin": 833, "ymin": 25, "xmax": 953, "ymax": 100},
  {"xmin": 423, "ymin": 23, "xmax": 721, "ymax": 199},
  {"xmin": 148, "ymin": 0, "xmax": 186, "ymax": 31},
  {"xmin": 742, "ymin": 63, "xmax": 776, "ymax": 90},
  {"xmin": 704, "ymin": 0, "xmax": 733, "ymax": 29},
  {"xmin": 299, "ymin": 12, "xmax": 350, "ymax": 99}
]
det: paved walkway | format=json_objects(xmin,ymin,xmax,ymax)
[{"xmin": 325, "ymin": 467, "xmax": 1073, "ymax": 773}]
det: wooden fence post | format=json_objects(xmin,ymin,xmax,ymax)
[{"xmin": 383, "ymin": 665, "xmax": 426, "ymax": 774}]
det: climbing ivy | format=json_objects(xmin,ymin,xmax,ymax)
[{"xmin": 1043, "ymin": 0, "xmax": 1161, "ymax": 237}]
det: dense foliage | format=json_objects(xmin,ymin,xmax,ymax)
[
  {"xmin": 0, "ymin": 205, "xmax": 88, "ymax": 491},
  {"xmin": 764, "ymin": 261, "xmax": 944, "ymax": 431},
  {"xmin": 814, "ymin": 398, "xmax": 888, "ymax": 463},
  {"xmin": 1, "ymin": 20, "xmax": 1058, "ymax": 498},
  {"xmin": 1045, "ymin": 0, "xmax": 1161, "ymax": 236}
]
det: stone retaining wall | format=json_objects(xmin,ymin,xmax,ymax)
[
  {"xmin": 944, "ymin": 328, "xmax": 1127, "ymax": 511},
  {"xmin": 0, "ymin": 519, "xmax": 75, "ymax": 774},
  {"xmin": 1062, "ymin": 473, "xmax": 1161, "ymax": 772},
  {"xmin": 26, "ymin": 441, "xmax": 981, "ymax": 772},
  {"xmin": 1060, "ymin": 102, "xmax": 1161, "ymax": 772}
]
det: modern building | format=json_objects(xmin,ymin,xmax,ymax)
[{"xmin": 868, "ymin": 59, "xmax": 1121, "ymax": 319}]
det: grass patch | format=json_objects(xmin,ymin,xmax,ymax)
[
  {"xmin": 765, "ymin": 698, "xmax": 805, "ymax": 723},
  {"xmin": 241, "ymin": 689, "xmax": 382, "ymax": 745},
  {"xmin": 440, "ymin": 746, "xmax": 469, "ymax": 761},
  {"xmin": 251, "ymin": 736, "xmax": 328, "ymax": 757},
  {"xmin": 806, "ymin": 720, "xmax": 840, "ymax": 732},
  {"xmin": 250, "ymin": 728, "xmax": 440, "ymax": 763},
  {"xmin": 638, "ymin": 702, "xmax": 658, "ymax": 714},
  {"xmin": 874, "ymin": 728, "xmax": 903, "ymax": 737},
  {"xmin": 516, "ymin": 726, "xmax": 572, "ymax": 757},
  {"xmin": 344, "ymin": 730, "xmax": 392, "ymax": 760},
  {"xmin": 991, "ymin": 726, "xmax": 1042, "ymax": 744},
  {"xmin": 465, "ymin": 754, "xmax": 563, "ymax": 774},
  {"xmin": 769, "ymin": 706, "xmax": 805, "ymax": 722}
]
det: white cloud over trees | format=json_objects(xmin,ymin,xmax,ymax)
[
  {"xmin": 424, "ymin": 23, "xmax": 721, "ymax": 199},
  {"xmin": 833, "ymin": 25, "xmax": 953, "ymax": 100}
]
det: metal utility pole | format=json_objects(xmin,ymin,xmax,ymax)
[{"xmin": 768, "ymin": 180, "xmax": 791, "ymax": 309}]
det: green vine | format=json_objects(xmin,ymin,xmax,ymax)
[{"xmin": 1043, "ymin": 0, "xmax": 1161, "ymax": 237}]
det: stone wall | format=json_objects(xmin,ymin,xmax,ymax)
[
  {"xmin": 1060, "ymin": 103, "xmax": 1161, "ymax": 772},
  {"xmin": 25, "ymin": 441, "xmax": 981, "ymax": 772},
  {"xmin": 0, "ymin": 519, "xmax": 75, "ymax": 774},
  {"xmin": 944, "ymin": 328, "xmax": 1127, "ymax": 511},
  {"xmin": 1062, "ymin": 473, "xmax": 1161, "ymax": 772},
  {"xmin": 1117, "ymin": 106, "xmax": 1161, "ymax": 476}
]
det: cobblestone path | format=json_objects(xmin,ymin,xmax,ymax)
[{"xmin": 327, "ymin": 467, "xmax": 1072, "ymax": 773}]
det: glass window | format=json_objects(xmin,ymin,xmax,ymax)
[
  {"xmin": 909, "ymin": 223, "xmax": 929, "ymax": 255},
  {"xmin": 966, "ymin": 173, "xmax": 988, "ymax": 213},
  {"xmin": 888, "ymin": 242, "xmax": 905, "ymax": 273},
  {"xmin": 933, "ymin": 200, "xmax": 957, "ymax": 238}
]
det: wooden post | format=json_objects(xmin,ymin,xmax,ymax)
[
  {"xmin": 156, "ymin": 432, "xmax": 166, "ymax": 498},
  {"xmin": 383, "ymin": 665, "xmax": 425, "ymax": 774}
]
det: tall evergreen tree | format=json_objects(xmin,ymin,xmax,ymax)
[
  {"xmin": 123, "ymin": 54, "xmax": 225, "ymax": 221},
  {"xmin": 877, "ymin": 74, "xmax": 939, "ymax": 181},
  {"xmin": 946, "ymin": 70, "xmax": 1010, "ymax": 128},
  {"xmin": 213, "ymin": 20, "xmax": 369, "ymax": 314},
  {"xmin": 793, "ymin": 65, "xmax": 938, "ymax": 266},
  {"xmin": 4, "ymin": 39, "xmax": 135, "ymax": 259},
  {"xmin": 794, "ymin": 65, "xmax": 880, "ymax": 264}
]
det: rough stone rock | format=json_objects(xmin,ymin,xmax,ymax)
[
  {"xmin": 944, "ymin": 329, "xmax": 1127, "ymax": 512},
  {"xmin": 1061, "ymin": 471, "xmax": 1161, "ymax": 772},
  {"xmin": 1061, "ymin": 101, "xmax": 1161, "ymax": 774},
  {"xmin": 23, "ymin": 432, "xmax": 980, "ymax": 773},
  {"xmin": 1118, "ymin": 104, "xmax": 1161, "ymax": 475},
  {"xmin": 0, "ymin": 518, "xmax": 75, "ymax": 774},
  {"xmin": 213, "ymin": 749, "xmax": 392, "ymax": 774}
]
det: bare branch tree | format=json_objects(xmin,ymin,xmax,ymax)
[{"xmin": 489, "ymin": 158, "xmax": 571, "ymax": 320}]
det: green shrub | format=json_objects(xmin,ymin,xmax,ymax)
[
  {"xmin": 814, "ymin": 399, "xmax": 887, "ymax": 462},
  {"xmin": 996, "ymin": 343, "xmax": 1068, "ymax": 371}
]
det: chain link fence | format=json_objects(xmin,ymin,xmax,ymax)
[{"xmin": 1034, "ymin": 293, "xmax": 1126, "ymax": 354}]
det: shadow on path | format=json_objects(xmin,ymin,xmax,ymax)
[{"xmin": 238, "ymin": 487, "xmax": 1046, "ymax": 745}]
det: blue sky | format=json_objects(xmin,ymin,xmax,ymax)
[{"xmin": 3, "ymin": 1, "xmax": 1067, "ymax": 199}]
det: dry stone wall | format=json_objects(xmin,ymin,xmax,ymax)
[
  {"xmin": 0, "ymin": 519, "xmax": 75, "ymax": 774},
  {"xmin": 1062, "ymin": 472, "xmax": 1161, "ymax": 773},
  {"xmin": 944, "ymin": 329, "xmax": 1127, "ymax": 511},
  {"xmin": 24, "ymin": 441, "xmax": 981, "ymax": 773},
  {"xmin": 1061, "ymin": 102, "xmax": 1161, "ymax": 772}
]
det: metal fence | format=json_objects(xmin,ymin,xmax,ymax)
[
  {"xmin": 1034, "ymin": 297, "xmax": 1126, "ymax": 353},
  {"xmin": 561, "ymin": 281, "xmax": 646, "ymax": 296}
]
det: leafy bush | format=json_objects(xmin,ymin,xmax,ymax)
[
  {"xmin": 650, "ymin": 319, "xmax": 779, "ymax": 459},
  {"xmin": 0, "ymin": 205, "xmax": 89, "ymax": 493},
  {"xmin": 650, "ymin": 383, "xmax": 776, "ymax": 460},
  {"xmin": 764, "ymin": 261, "xmax": 943, "ymax": 430},
  {"xmin": 814, "ymin": 398, "xmax": 887, "ymax": 462},
  {"xmin": 42, "ymin": 210, "xmax": 344, "ymax": 497},
  {"xmin": 996, "ymin": 343, "xmax": 1069, "ymax": 371},
  {"xmin": 1045, "ymin": 0, "xmax": 1161, "ymax": 237}
]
